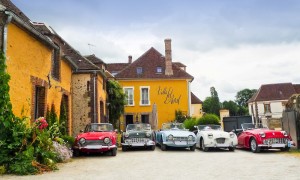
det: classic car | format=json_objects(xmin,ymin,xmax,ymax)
[
  {"xmin": 236, "ymin": 123, "xmax": 294, "ymax": 153},
  {"xmin": 156, "ymin": 122, "xmax": 196, "ymax": 151},
  {"xmin": 194, "ymin": 124, "xmax": 237, "ymax": 152},
  {"xmin": 73, "ymin": 123, "xmax": 117, "ymax": 156},
  {"xmin": 121, "ymin": 123, "xmax": 155, "ymax": 151}
]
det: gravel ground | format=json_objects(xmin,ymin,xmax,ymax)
[{"xmin": 3, "ymin": 147, "xmax": 300, "ymax": 180}]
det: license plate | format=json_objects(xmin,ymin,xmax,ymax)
[
  {"xmin": 86, "ymin": 145, "xmax": 102, "ymax": 149},
  {"xmin": 271, "ymin": 144, "xmax": 285, "ymax": 148},
  {"xmin": 288, "ymin": 141, "xmax": 291, "ymax": 147}
]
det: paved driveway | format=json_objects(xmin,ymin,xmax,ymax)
[{"xmin": 4, "ymin": 147, "xmax": 300, "ymax": 180}]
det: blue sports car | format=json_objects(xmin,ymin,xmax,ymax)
[{"xmin": 156, "ymin": 122, "xmax": 196, "ymax": 151}]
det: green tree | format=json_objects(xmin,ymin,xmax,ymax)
[
  {"xmin": 203, "ymin": 87, "xmax": 221, "ymax": 116},
  {"xmin": 107, "ymin": 80, "xmax": 126, "ymax": 130},
  {"xmin": 222, "ymin": 100, "xmax": 238, "ymax": 116},
  {"xmin": 235, "ymin": 89, "xmax": 257, "ymax": 107}
]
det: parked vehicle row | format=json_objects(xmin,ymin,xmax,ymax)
[{"xmin": 72, "ymin": 122, "xmax": 294, "ymax": 157}]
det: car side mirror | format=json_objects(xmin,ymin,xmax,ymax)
[{"xmin": 80, "ymin": 130, "xmax": 83, "ymax": 133}]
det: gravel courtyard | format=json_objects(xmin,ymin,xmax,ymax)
[{"xmin": 4, "ymin": 148, "xmax": 300, "ymax": 180}]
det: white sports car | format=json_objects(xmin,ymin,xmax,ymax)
[{"xmin": 194, "ymin": 124, "xmax": 237, "ymax": 152}]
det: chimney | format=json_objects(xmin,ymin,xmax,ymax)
[
  {"xmin": 164, "ymin": 39, "xmax": 173, "ymax": 75},
  {"xmin": 128, "ymin": 55, "xmax": 132, "ymax": 63}
]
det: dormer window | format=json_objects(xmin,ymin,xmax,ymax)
[
  {"xmin": 156, "ymin": 67, "xmax": 162, "ymax": 74},
  {"xmin": 137, "ymin": 67, "xmax": 143, "ymax": 74}
]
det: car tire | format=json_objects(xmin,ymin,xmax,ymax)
[
  {"xmin": 161, "ymin": 144, "xmax": 167, "ymax": 151},
  {"xmin": 111, "ymin": 148, "xmax": 117, "ymax": 156},
  {"xmin": 151, "ymin": 145, "xmax": 155, "ymax": 151},
  {"xmin": 122, "ymin": 146, "xmax": 127, "ymax": 151},
  {"xmin": 201, "ymin": 139, "xmax": 209, "ymax": 152},
  {"xmin": 228, "ymin": 147, "xmax": 235, "ymax": 151},
  {"xmin": 190, "ymin": 144, "xmax": 196, "ymax": 151},
  {"xmin": 73, "ymin": 149, "xmax": 80, "ymax": 157},
  {"xmin": 250, "ymin": 138, "xmax": 260, "ymax": 153}
]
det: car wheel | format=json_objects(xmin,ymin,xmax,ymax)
[
  {"xmin": 250, "ymin": 138, "xmax": 260, "ymax": 153},
  {"xmin": 190, "ymin": 144, "xmax": 196, "ymax": 151},
  {"xmin": 161, "ymin": 144, "xmax": 167, "ymax": 151},
  {"xmin": 122, "ymin": 146, "xmax": 127, "ymax": 152},
  {"xmin": 151, "ymin": 145, "xmax": 155, "ymax": 151},
  {"xmin": 201, "ymin": 139, "xmax": 209, "ymax": 152},
  {"xmin": 111, "ymin": 148, "xmax": 117, "ymax": 156},
  {"xmin": 228, "ymin": 147, "xmax": 235, "ymax": 151},
  {"xmin": 73, "ymin": 149, "xmax": 80, "ymax": 157}
]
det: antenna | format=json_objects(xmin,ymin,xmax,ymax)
[{"xmin": 88, "ymin": 43, "xmax": 96, "ymax": 54}]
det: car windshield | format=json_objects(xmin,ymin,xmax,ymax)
[
  {"xmin": 126, "ymin": 124, "xmax": 151, "ymax": 131},
  {"xmin": 241, "ymin": 123, "xmax": 268, "ymax": 131},
  {"xmin": 198, "ymin": 125, "xmax": 222, "ymax": 131},
  {"xmin": 162, "ymin": 123, "xmax": 185, "ymax": 130},
  {"xmin": 88, "ymin": 124, "xmax": 113, "ymax": 132}
]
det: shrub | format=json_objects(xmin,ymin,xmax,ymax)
[
  {"xmin": 197, "ymin": 114, "xmax": 220, "ymax": 125},
  {"xmin": 183, "ymin": 118, "xmax": 197, "ymax": 131}
]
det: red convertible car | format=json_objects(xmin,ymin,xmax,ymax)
[
  {"xmin": 73, "ymin": 123, "xmax": 117, "ymax": 156},
  {"xmin": 236, "ymin": 123, "xmax": 294, "ymax": 153}
]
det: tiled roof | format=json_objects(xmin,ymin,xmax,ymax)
[
  {"xmin": 33, "ymin": 24, "xmax": 100, "ymax": 71},
  {"xmin": 248, "ymin": 83, "xmax": 300, "ymax": 102},
  {"xmin": 85, "ymin": 54, "xmax": 104, "ymax": 65},
  {"xmin": 106, "ymin": 63, "xmax": 130, "ymax": 74},
  {"xmin": 173, "ymin": 62, "xmax": 186, "ymax": 68},
  {"xmin": 191, "ymin": 92, "xmax": 202, "ymax": 104},
  {"xmin": 1, "ymin": 0, "xmax": 30, "ymax": 22},
  {"xmin": 114, "ymin": 47, "xmax": 194, "ymax": 80}
]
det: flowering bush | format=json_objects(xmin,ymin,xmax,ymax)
[
  {"xmin": 34, "ymin": 117, "xmax": 48, "ymax": 130},
  {"xmin": 52, "ymin": 141, "xmax": 73, "ymax": 162}
]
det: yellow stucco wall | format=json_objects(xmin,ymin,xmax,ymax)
[
  {"xmin": 191, "ymin": 103, "xmax": 203, "ymax": 118},
  {"xmin": 97, "ymin": 75, "xmax": 107, "ymax": 122},
  {"xmin": 6, "ymin": 23, "xmax": 72, "ymax": 131},
  {"xmin": 119, "ymin": 79, "xmax": 190, "ymax": 130}
]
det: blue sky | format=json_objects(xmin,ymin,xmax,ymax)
[{"xmin": 11, "ymin": 0, "xmax": 300, "ymax": 101}]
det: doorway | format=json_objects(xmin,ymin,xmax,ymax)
[{"xmin": 125, "ymin": 115, "xmax": 134, "ymax": 127}]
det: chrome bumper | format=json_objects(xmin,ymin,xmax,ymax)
[
  {"xmin": 164, "ymin": 141, "xmax": 196, "ymax": 147},
  {"xmin": 122, "ymin": 140, "xmax": 155, "ymax": 147},
  {"xmin": 74, "ymin": 144, "xmax": 117, "ymax": 150}
]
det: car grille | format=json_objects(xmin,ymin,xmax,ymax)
[
  {"xmin": 216, "ymin": 138, "xmax": 225, "ymax": 144},
  {"xmin": 263, "ymin": 138, "xmax": 288, "ymax": 145},
  {"xmin": 173, "ymin": 137, "xmax": 188, "ymax": 141},
  {"xmin": 83, "ymin": 140, "xmax": 110, "ymax": 146},
  {"xmin": 128, "ymin": 138, "xmax": 150, "ymax": 143}
]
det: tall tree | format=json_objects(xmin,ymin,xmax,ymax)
[
  {"xmin": 203, "ymin": 87, "xmax": 221, "ymax": 116},
  {"xmin": 222, "ymin": 100, "xmax": 238, "ymax": 116},
  {"xmin": 106, "ymin": 80, "xmax": 126, "ymax": 130},
  {"xmin": 235, "ymin": 89, "xmax": 257, "ymax": 107}
]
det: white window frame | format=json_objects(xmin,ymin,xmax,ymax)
[
  {"xmin": 140, "ymin": 86, "xmax": 150, "ymax": 106},
  {"xmin": 124, "ymin": 87, "xmax": 134, "ymax": 106}
]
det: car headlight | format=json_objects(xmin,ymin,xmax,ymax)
[
  {"xmin": 188, "ymin": 135, "xmax": 193, "ymax": 141},
  {"xmin": 167, "ymin": 134, "xmax": 174, "ymax": 141},
  {"xmin": 282, "ymin": 131, "xmax": 288, "ymax": 137},
  {"xmin": 104, "ymin": 137, "xmax": 111, "ymax": 144},
  {"xmin": 208, "ymin": 133, "xmax": 213, "ymax": 139},
  {"xmin": 259, "ymin": 132, "xmax": 266, "ymax": 138},
  {"xmin": 229, "ymin": 132, "xmax": 235, "ymax": 138},
  {"xmin": 124, "ymin": 132, "xmax": 129, "ymax": 138},
  {"xmin": 146, "ymin": 132, "xmax": 151, "ymax": 137},
  {"xmin": 79, "ymin": 138, "xmax": 86, "ymax": 145}
]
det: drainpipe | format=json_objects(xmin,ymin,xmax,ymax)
[
  {"xmin": 93, "ymin": 71, "xmax": 97, "ymax": 123},
  {"xmin": 187, "ymin": 80, "xmax": 191, "ymax": 116},
  {"xmin": 2, "ymin": 12, "xmax": 12, "ymax": 58}
]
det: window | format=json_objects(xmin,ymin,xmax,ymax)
[
  {"xmin": 34, "ymin": 86, "xmax": 46, "ymax": 119},
  {"xmin": 137, "ymin": 67, "xmax": 143, "ymax": 74},
  {"xmin": 156, "ymin": 67, "xmax": 162, "ymax": 73},
  {"xmin": 124, "ymin": 87, "xmax": 134, "ymax": 106},
  {"xmin": 264, "ymin": 103, "xmax": 271, "ymax": 113},
  {"xmin": 51, "ymin": 48, "xmax": 60, "ymax": 80},
  {"xmin": 140, "ymin": 86, "xmax": 150, "ymax": 105}
]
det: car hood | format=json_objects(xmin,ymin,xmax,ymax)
[
  {"xmin": 77, "ymin": 131, "xmax": 115, "ymax": 140},
  {"xmin": 246, "ymin": 129, "xmax": 288, "ymax": 138},
  {"xmin": 162, "ymin": 130, "xmax": 195, "ymax": 137},
  {"xmin": 200, "ymin": 130, "xmax": 231, "ymax": 137}
]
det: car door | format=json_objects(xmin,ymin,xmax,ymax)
[{"xmin": 238, "ymin": 131, "xmax": 246, "ymax": 147}]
